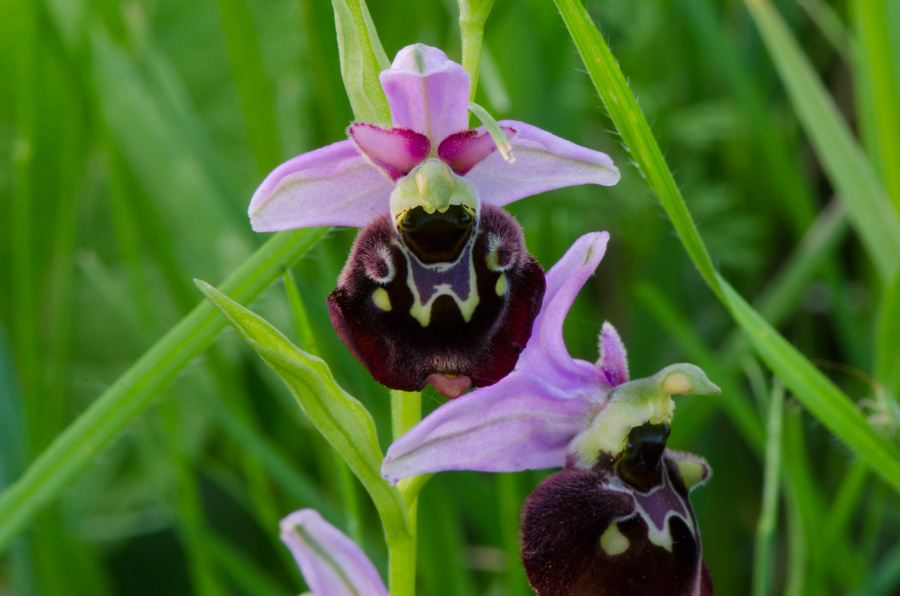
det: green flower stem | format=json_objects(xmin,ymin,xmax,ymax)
[
  {"xmin": 458, "ymin": 0, "xmax": 496, "ymax": 101},
  {"xmin": 0, "ymin": 227, "xmax": 327, "ymax": 554},
  {"xmin": 390, "ymin": 390, "xmax": 422, "ymax": 439},
  {"xmin": 389, "ymin": 389, "xmax": 423, "ymax": 596}
]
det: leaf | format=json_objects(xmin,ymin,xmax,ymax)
[
  {"xmin": 875, "ymin": 268, "xmax": 900, "ymax": 397},
  {"xmin": 331, "ymin": 0, "xmax": 392, "ymax": 126},
  {"xmin": 551, "ymin": 0, "xmax": 724, "ymax": 301},
  {"xmin": 720, "ymin": 275, "xmax": 900, "ymax": 494},
  {"xmin": 196, "ymin": 281, "xmax": 410, "ymax": 542},
  {"xmin": 553, "ymin": 0, "xmax": 900, "ymax": 496},
  {"xmin": 744, "ymin": 0, "xmax": 900, "ymax": 281}
]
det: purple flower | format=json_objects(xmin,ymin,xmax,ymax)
[
  {"xmin": 280, "ymin": 509, "xmax": 387, "ymax": 596},
  {"xmin": 248, "ymin": 44, "xmax": 619, "ymax": 231},
  {"xmin": 382, "ymin": 232, "xmax": 719, "ymax": 595},
  {"xmin": 249, "ymin": 44, "xmax": 619, "ymax": 398}
]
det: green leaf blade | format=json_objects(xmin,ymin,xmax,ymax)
[
  {"xmin": 552, "ymin": 0, "xmax": 723, "ymax": 300},
  {"xmin": 745, "ymin": 0, "xmax": 900, "ymax": 281},
  {"xmin": 719, "ymin": 276, "xmax": 900, "ymax": 494},
  {"xmin": 331, "ymin": 0, "xmax": 392, "ymax": 126},
  {"xmin": 196, "ymin": 280, "xmax": 410, "ymax": 543}
]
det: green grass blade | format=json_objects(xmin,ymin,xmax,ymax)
[
  {"xmin": 799, "ymin": 0, "xmax": 854, "ymax": 62},
  {"xmin": 553, "ymin": 0, "xmax": 723, "ymax": 300},
  {"xmin": 553, "ymin": 0, "xmax": 900, "ymax": 495},
  {"xmin": 677, "ymin": 0, "xmax": 817, "ymax": 233},
  {"xmin": 744, "ymin": 0, "xmax": 900, "ymax": 281},
  {"xmin": 852, "ymin": 0, "xmax": 900, "ymax": 211},
  {"xmin": 158, "ymin": 403, "xmax": 229, "ymax": 596},
  {"xmin": 0, "ymin": 227, "xmax": 327, "ymax": 554},
  {"xmin": 875, "ymin": 257, "xmax": 900, "ymax": 397},
  {"xmin": 752, "ymin": 381, "xmax": 784, "ymax": 596},
  {"xmin": 720, "ymin": 276, "xmax": 900, "ymax": 493},
  {"xmin": 216, "ymin": 0, "xmax": 282, "ymax": 174}
]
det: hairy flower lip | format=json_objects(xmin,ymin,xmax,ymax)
[
  {"xmin": 381, "ymin": 232, "xmax": 719, "ymax": 482},
  {"xmin": 248, "ymin": 44, "xmax": 620, "ymax": 233}
]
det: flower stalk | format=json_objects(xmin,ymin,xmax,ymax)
[{"xmin": 389, "ymin": 389, "xmax": 422, "ymax": 596}]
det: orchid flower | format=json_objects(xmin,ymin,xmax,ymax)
[
  {"xmin": 280, "ymin": 509, "xmax": 387, "ymax": 596},
  {"xmin": 383, "ymin": 232, "xmax": 719, "ymax": 595},
  {"xmin": 248, "ymin": 44, "xmax": 619, "ymax": 398}
]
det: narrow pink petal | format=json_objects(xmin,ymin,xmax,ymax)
[
  {"xmin": 379, "ymin": 44, "xmax": 470, "ymax": 143},
  {"xmin": 597, "ymin": 322, "xmax": 629, "ymax": 386},
  {"xmin": 517, "ymin": 232, "xmax": 610, "ymax": 390},
  {"xmin": 280, "ymin": 510, "xmax": 388, "ymax": 596},
  {"xmin": 464, "ymin": 121, "xmax": 620, "ymax": 207},
  {"xmin": 437, "ymin": 126, "xmax": 517, "ymax": 175},
  {"xmin": 382, "ymin": 372, "xmax": 598, "ymax": 483},
  {"xmin": 249, "ymin": 140, "xmax": 394, "ymax": 231},
  {"xmin": 349, "ymin": 124, "xmax": 430, "ymax": 181}
]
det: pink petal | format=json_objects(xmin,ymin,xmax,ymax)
[
  {"xmin": 517, "ymin": 232, "xmax": 611, "ymax": 391},
  {"xmin": 249, "ymin": 140, "xmax": 394, "ymax": 231},
  {"xmin": 379, "ymin": 44, "xmax": 470, "ymax": 143},
  {"xmin": 464, "ymin": 121, "xmax": 620, "ymax": 207},
  {"xmin": 597, "ymin": 322, "xmax": 629, "ymax": 386},
  {"xmin": 349, "ymin": 124, "xmax": 430, "ymax": 181},
  {"xmin": 382, "ymin": 371, "xmax": 598, "ymax": 483},
  {"xmin": 437, "ymin": 126, "xmax": 517, "ymax": 176},
  {"xmin": 280, "ymin": 510, "xmax": 388, "ymax": 596}
]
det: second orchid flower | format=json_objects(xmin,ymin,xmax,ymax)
[{"xmin": 384, "ymin": 233, "xmax": 718, "ymax": 595}]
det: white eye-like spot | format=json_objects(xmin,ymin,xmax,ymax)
[
  {"xmin": 486, "ymin": 233, "xmax": 515, "ymax": 272},
  {"xmin": 495, "ymin": 273, "xmax": 507, "ymax": 296},
  {"xmin": 599, "ymin": 523, "xmax": 629, "ymax": 556},
  {"xmin": 372, "ymin": 287, "xmax": 392, "ymax": 311},
  {"xmin": 365, "ymin": 246, "xmax": 395, "ymax": 284}
]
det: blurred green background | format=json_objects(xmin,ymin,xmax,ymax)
[{"xmin": 2, "ymin": 0, "xmax": 899, "ymax": 594}]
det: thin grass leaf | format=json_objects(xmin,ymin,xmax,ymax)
[
  {"xmin": 852, "ymin": 0, "xmax": 900, "ymax": 211},
  {"xmin": 10, "ymin": 0, "xmax": 40, "ymax": 432},
  {"xmin": 552, "ymin": 0, "xmax": 723, "ymax": 301},
  {"xmin": 91, "ymin": 30, "xmax": 248, "ymax": 249},
  {"xmin": 798, "ymin": 0, "xmax": 854, "ymax": 62},
  {"xmin": 752, "ymin": 381, "xmax": 783, "ymax": 596},
  {"xmin": 0, "ymin": 227, "xmax": 327, "ymax": 553},
  {"xmin": 744, "ymin": 0, "xmax": 900, "ymax": 281},
  {"xmin": 553, "ymin": 0, "xmax": 900, "ymax": 495},
  {"xmin": 158, "ymin": 403, "xmax": 229, "ymax": 596},
  {"xmin": 875, "ymin": 268, "xmax": 900, "ymax": 397},
  {"xmin": 720, "ymin": 276, "xmax": 900, "ymax": 494},
  {"xmin": 216, "ymin": 0, "xmax": 283, "ymax": 174},
  {"xmin": 676, "ymin": 0, "xmax": 818, "ymax": 233}
]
